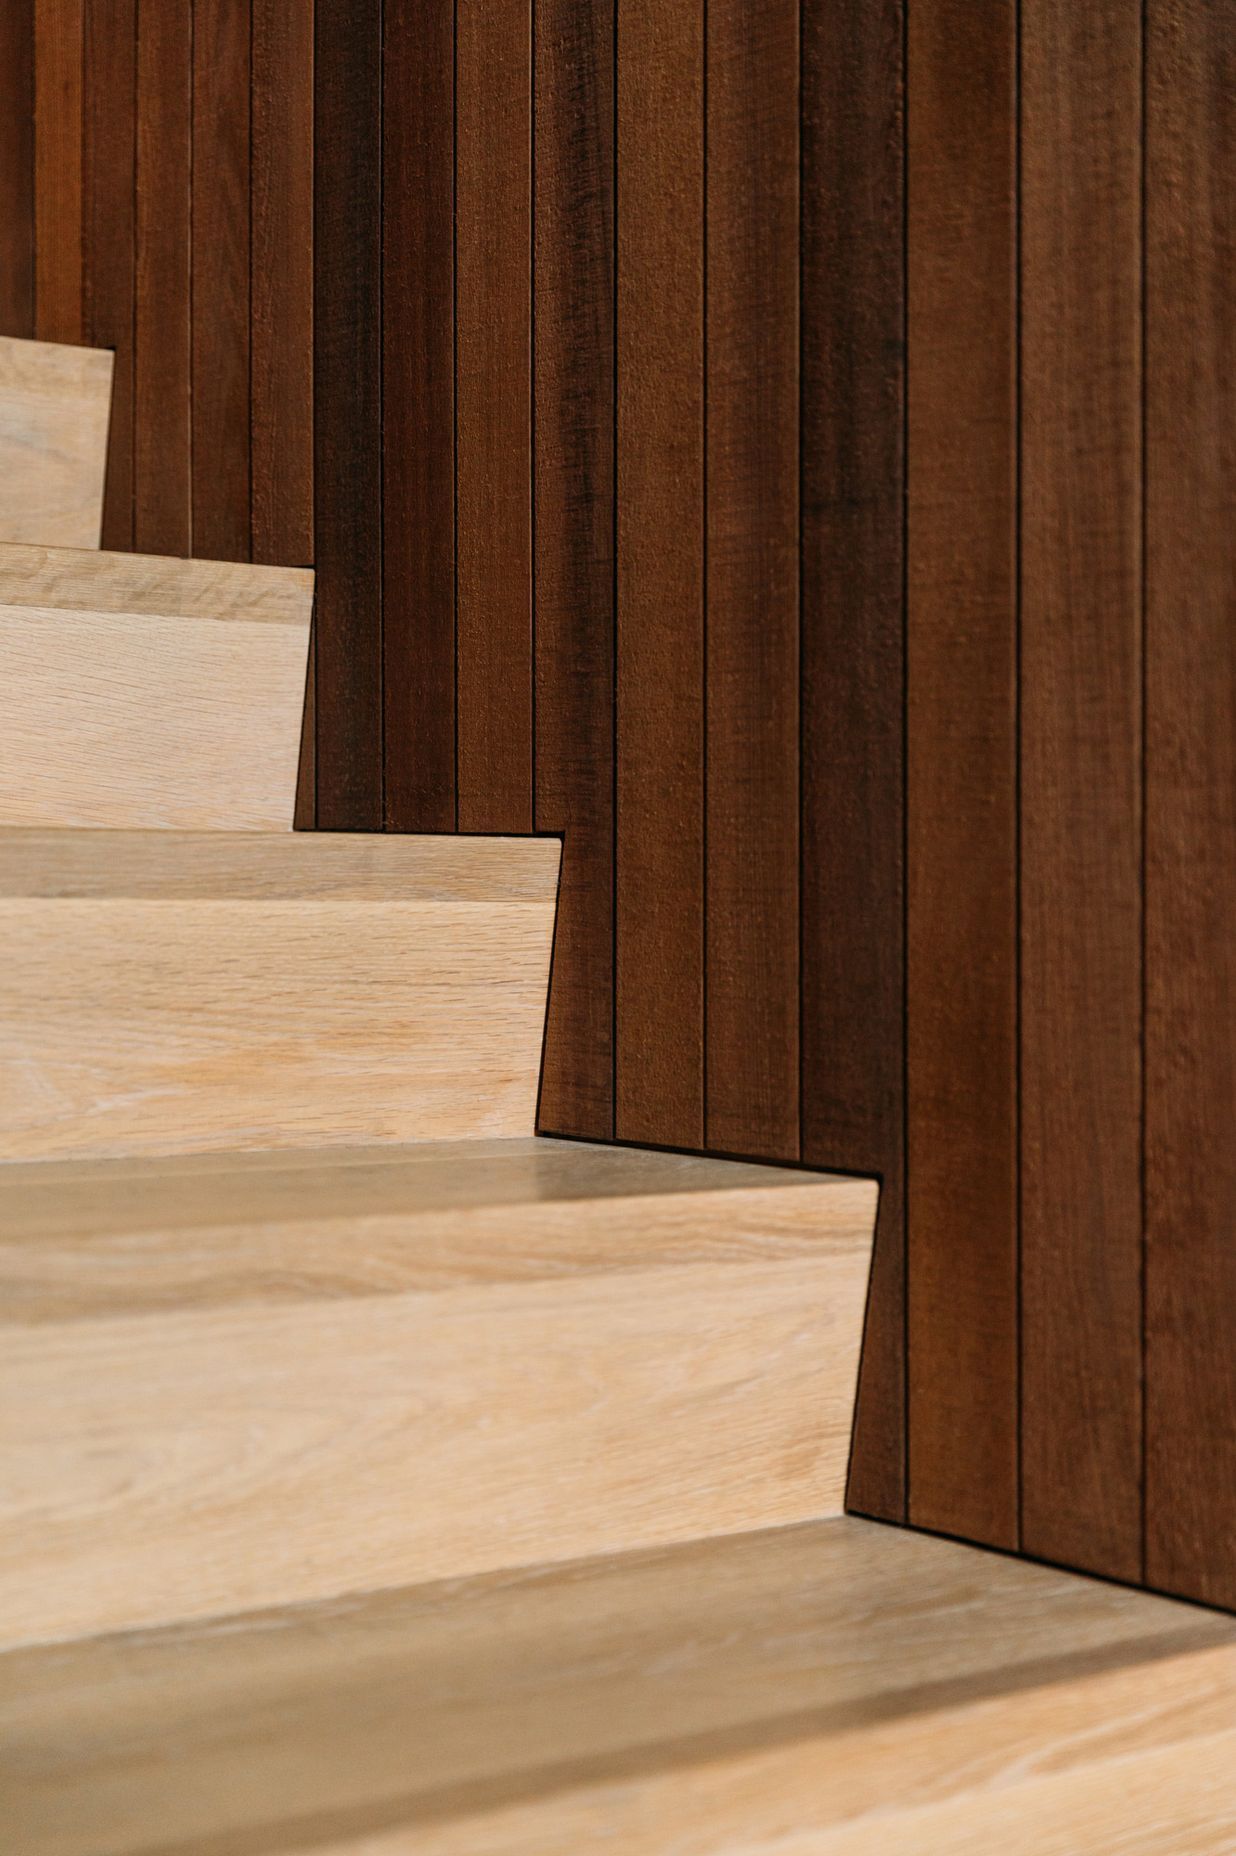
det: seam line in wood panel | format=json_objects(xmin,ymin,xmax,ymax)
[
  {"xmin": 1014, "ymin": 0, "xmax": 1024, "ymax": 1558},
  {"xmin": 796, "ymin": 0, "xmax": 803, "ymax": 1171},
  {"xmin": 611, "ymin": 0, "xmax": 619, "ymax": 1145},
  {"xmin": 187, "ymin": 0, "xmax": 194, "ymax": 556},
  {"xmin": 701, "ymin": 0, "xmax": 710, "ymax": 1155},
  {"xmin": 452, "ymin": 0, "xmax": 459, "ymax": 833},
  {"xmin": 900, "ymin": 0, "xmax": 910, "ymax": 1528},
  {"xmin": 1138, "ymin": 0, "xmax": 1148, "ymax": 1590},
  {"xmin": 378, "ymin": 0, "xmax": 386, "ymax": 830},
  {"xmin": 528, "ymin": 0, "xmax": 536, "ymax": 823}
]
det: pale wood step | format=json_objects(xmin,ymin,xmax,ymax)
[
  {"xmin": 0, "ymin": 337, "xmax": 113, "ymax": 549},
  {"xmin": 0, "ymin": 1138, "xmax": 874, "ymax": 1648},
  {"xmin": 0, "ymin": 831, "xmax": 559, "ymax": 1161},
  {"xmin": 5, "ymin": 1517, "xmax": 1233, "ymax": 1856},
  {"xmin": 0, "ymin": 543, "xmax": 312, "ymax": 828}
]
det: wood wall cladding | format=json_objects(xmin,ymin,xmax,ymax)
[{"xmin": 6, "ymin": 1, "xmax": 1236, "ymax": 1611}]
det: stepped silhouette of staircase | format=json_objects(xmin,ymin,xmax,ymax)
[{"xmin": 4, "ymin": 338, "xmax": 1236, "ymax": 1855}]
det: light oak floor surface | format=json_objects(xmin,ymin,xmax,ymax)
[
  {"xmin": 0, "ymin": 339, "xmax": 113, "ymax": 549},
  {"xmin": 5, "ymin": 1517, "xmax": 1235, "ymax": 1856}
]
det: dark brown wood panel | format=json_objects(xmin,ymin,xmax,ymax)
[
  {"xmin": 0, "ymin": 0, "xmax": 35, "ymax": 337},
  {"xmin": 801, "ymin": 0, "xmax": 906, "ymax": 1524},
  {"xmin": 906, "ymin": 0, "xmax": 1019, "ymax": 1548},
  {"xmin": 533, "ymin": 0, "xmax": 615, "ymax": 1141},
  {"xmin": 313, "ymin": 0, "xmax": 382, "ymax": 829},
  {"xmin": 1020, "ymin": 0, "xmax": 1143, "ymax": 1584},
  {"xmin": 1145, "ymin": 0, "xmax": 1236, "ymax": 1612},
  {"xmin": 614, "ymin": 0, "xmax": 704, "ymax": 1150},
  {"xmin": 382, "ymin": 0, "xmax": 456, "ymax": 832},
  {"xmin": 251, "ymin": 0, "xmax": 313, "ymax": 569},
  {"xmin": 705, "ymin": 0, "xmax": 799, "ymax": 1164},
  {"xmin": 192, "ymin": 0, "xmax": 251, "ymax": 563},
  {"xmin": 456, "ymin": 0, "xmax": 534, "ymax": 835},
  {"xmin": 134, "ymin": 0, "xmax": 190, "ymax": 556},
  {"xmin": 33, "ymin": 0, "xmax": 83, "ymax": 344},
  {"xmin": 83, "ymin": 0, "xmax": 135, "ymax": 551}
]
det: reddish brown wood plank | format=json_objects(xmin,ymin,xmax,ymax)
[
  {"xmin": 906, "ymin": 0, "xmax": 1019, "ymax": 1549},
  {"xmin": 801, "ymin": 0, "xmax": 905, "ymax": 1522},
  {"xmin": 191, "ymin": 0, "xmax": 251, "ymax": 563},
  {"xmin": 251, "ymin": 0, "xmax": 313, "ymax": 568},
  {"xmin": 614, "ymin": 0, "xmax": 704, "ymax": 1149},
  {"xmin": 134, "ymin": 0, "xmax": 191, "ymax": 557},
  {"xmin": 33, "ymin": 0, "xmax": 83, "ymax": 344},
  {"xmin": 382, "ymin": 0, "xmax": 456, "ymax": 832},
  {"xmin": 705, "ymin": 0, "xmax": 799, "ymax": 1163},
  {"xmin": 83, "ymin": 0, "xmax": 136, "ymax": 551},
  {"xmin": 1020, "ymin": 0, "xmax": 1143, "ymax": 1583},
  {"xmin": 1145, "ymin": 0, "xmax": 1236, "ymax": 1611},
  {"xmin": 533, "ymin": 0, "xmax": 615, "ymax": 1141},
  {"xmin": 313, "ymin": 0, "xmax": 381, "ymax": 828},
  {"xmin": 0, "ymin": 0, "xmax": 35, "ymax": 338},
  {"xmin": 456, "ymin": 0, "xmax": 533, "ymax": 834}
]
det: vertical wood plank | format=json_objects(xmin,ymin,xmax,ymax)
[
  {"xmin": 705, "ymin": 0, "xmax": 800, "ymax": 1162},
  {"xmin": 251, "ymin": 0, "xmax": 313, "ymax": 567},
  {"xmin": 34, "ymin": 0, "xmax": 84, "ymax": 344},
  {"xmin": 456, "ymin": 0, "xmax": 533, "ymax": 833},
  {"xmin": 191, "ymin": 0, "xmax": 251, "ymax": 563},
  {"xmin": 614, "ymin": 0, "xmax": 704, "ymax": 1149},
  {"xmin": 1145, "ymin": 0, "xmax": 1236, "ymax": 1611},
  {"xmin": 1020, "ymin": 0, "xmax": 1143, "ymax": 1583},
  {"xmin": 0, "ymin": 0, "xmax": 35, "ymax": 338},
  {"xmin": 83, "ymin": 0, "xmax": 136, "ymax": 551},
  {"xmin": 382, "ymin": 0, "xmax": 456, "ymax": 832},
  {"xmin": 134, "ymin": 0, "xmax": 191, "ymax": 557},
  {"xmin": 313, "ymin": 0, "xmax": 382, "ymax": 828},
  {"xmin": 906, "ymin": 0, "xmax": 1019, "ymax": 1547},
  {"xmin": 534, "ymin": 0, "xmax": 615, "ymax": 1140},
  {"xmin": 801, "ymin": 0, "xmax": 906, "ymax": 1521}
]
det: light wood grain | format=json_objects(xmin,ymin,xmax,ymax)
[
  {"xmin": 0, "ymin": 542, "xmax": 313, "ymax": 829},
  {"xmin": 0, "ymin": 832, "xmax": 559, "ymax": 1161},
  {"xmin": 3, "ymin": 1517, "xmax": 1232, "ymax": 1856},
  {"xmin": 0, "ymin": 1149, "xmax": 873, "ymax": 1644},
  {"xmin": 0, "ymin": 337, "xmax": 110, "ymax": 549}
]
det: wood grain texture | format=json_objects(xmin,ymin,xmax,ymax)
[
  {"xmin": 134, "ymin": 0, "xmax": 190, "ymax": 556},
  {"xmin": 0, "ymin": 1149, "xmax": 872, "ymax": 1644},
  {"xmin": 191, "ymin": 0, "xmax": 251, "ymax": 563},
  {"xmin": 382, "ymin": 0, "xmax": 456, "ymax": 832},
  {"xmin": 0, "ymin": 336, "xmax": 112, "ymax": 547},
  {"xmin": 82, "ymin": 0, "xmax": 135, "ymax": 552},
  {"xmin": 0, "ymin": 830, "xmax": 559, "ymax": 1162},
  {"xmin": 614, "ymin": 0, "xmax": 704, "ymax": 1150},
  {"xmin": 0, "ymin": 0, "xmax": 35, "ymax": 339},
  {"xmin": 456, "ymin": 0, "xmax": 533, "ymax": 834},
  {"xmin": 801, "ymin": 0, "xmax": 905, "ymax": 1522},
  {"xmin": 33, "ymin": 0, "xmax": 83, "ymax": 345},
  {"xmin": 1020, "ymin": 0, "xmax": 1144, "ymax": 1583},
  {"xmin": 705, "ymin": 0, "xmax": 799, "ymax": 1162},
  {"xmin": 906, "ymin": 0, "xmax": 1018, "ymax": 1547},
  {"xmin": 5, "ymin": 1519, "xmax": 1232, "ymax": 1855},
  {"xmin": 313, "ymin": 0, "xmax": 382, "ymax": 828},
  {"xmin": 1144, "ymin": 0, "xmax": 1236, "ymax": 1611},
  {"xmin": 251, "ymin": 0, "xmax": 313, "ymax": 568},
  {"xmin": 533, "ymin": 0, "xmax": 615, "ymax": 1140}
]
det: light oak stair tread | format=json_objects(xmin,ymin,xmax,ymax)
[
  {"xmin": 0, "ymin": 338, "xmax": 114, "ymax": 550},
  {"xmin": 5, "ymin": 1516, "xmax": 1235, "ymax": 1856},
  {"xmin": 0, "ymin": 543, "xmax": 313, "ymax": 829}
]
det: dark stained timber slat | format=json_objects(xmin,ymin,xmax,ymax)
[
  {"xmin": 0, "ymin": 0, "xmax": 35, "ymax": 338},
  {"xmin": 83, "ymin": 0, "xmax": 135, "ymax": 551},
  {"xmin": 134, "ymin": 0, "xmax": 190, "ymax": 556},
  {"xmin": 33, "ymin": 0, "xmax": 83, "ymax": 344}
]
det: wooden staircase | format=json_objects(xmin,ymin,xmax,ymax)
[{"xmin": 4, "ymin": 339, "xmax": 1236, "ymax": 1854}]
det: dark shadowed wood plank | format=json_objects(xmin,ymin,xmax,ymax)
[
  {"xmin": 251, "ymin": 0, "xmax": 313, "ymax": 568},
  {"xmin": 0, "ymin": 0, "xmax": 35, "ymax": 338},
  {"xmin": 906, "ymin": 0, "xmax": 1018, "ymax": 1549},
  {"xmin": 614, "ymin": 0, "xmax": 704, "ymax": 1149},
  {"xmin": 83, "ymin": 0, "xmax": 135, "ymax": 551},
  {"xmin": 33, "ymin": 0, "xmax": 83, "ymax": 344},
  {"xmin": 382, "ymin": 0, "xmax": 456, "ymax": 832},
  {"xmin": 192, "ymin": 0, "xmax": 251, "ymax": 563},
  {"xmin": 456, "ymin": 0, "xmax": 533, "ymax": 833},
  {"xmin": 134, "ymin": 0, "xmax": 190, "ymax": 556},
  {"xmin": 705, "ymin": 0, "xmax": 799, "ymax": 1163},
  {"xmin": 1020, "ymin": 0, "xmax": 1143, "ymax": 1583},
  {"xmin": 313, "ymin": 0, "xmax": 381, "ymax": 828},
  {"xmin": 801, "ymin": 0, "xmax": 905, "ymax": 1519},
  {"xmin": 1145, "ymin": 0, "xmax": 1236, "ymax": 1611},
  {"xmin": 534, "ymin": 0, "xmax": 614, "ymax": 1140}
]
